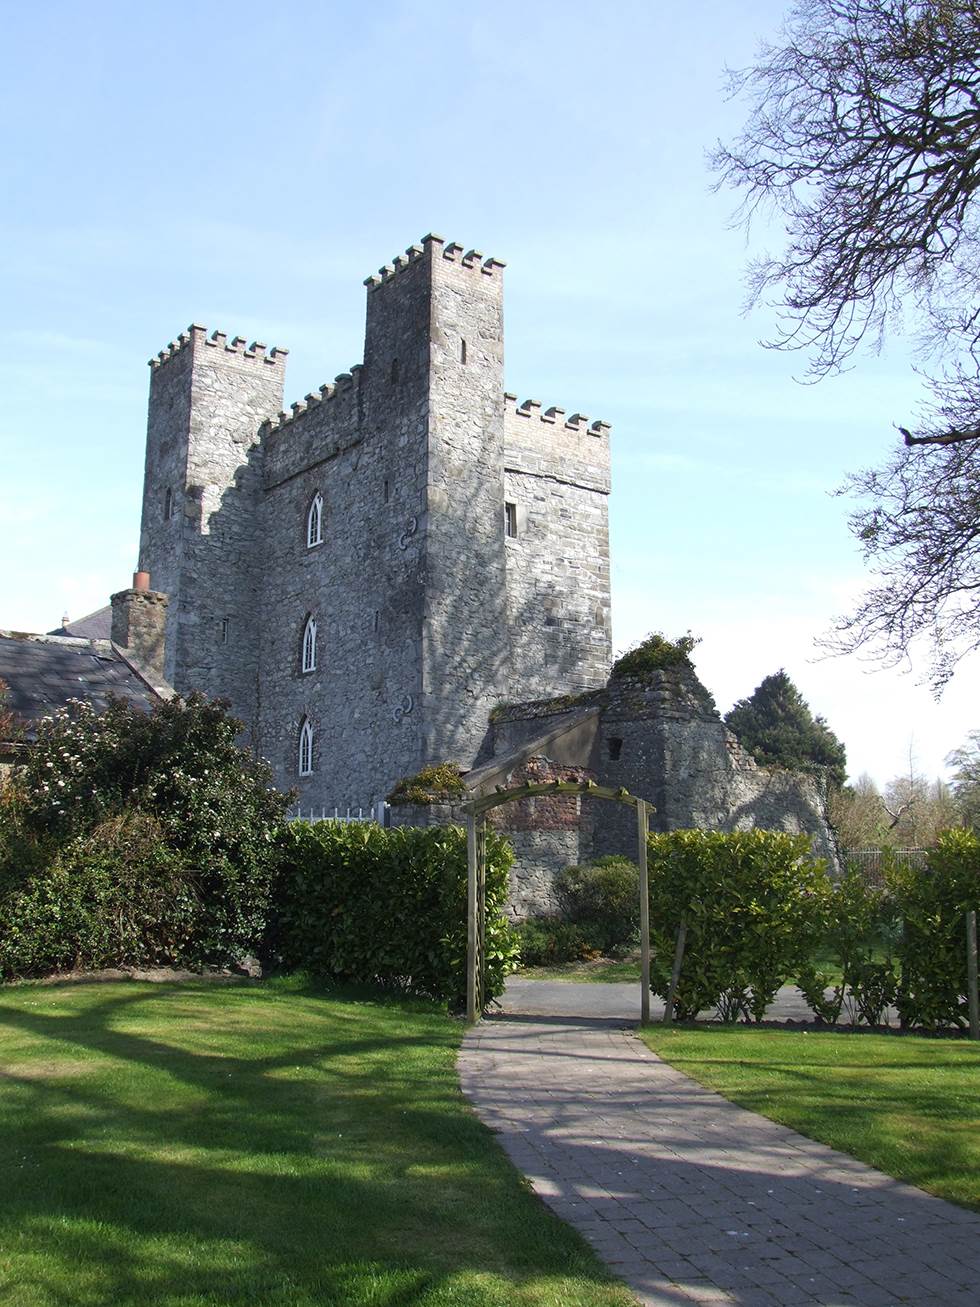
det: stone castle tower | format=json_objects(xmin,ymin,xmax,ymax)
[{"xmin": 138, "ymin": 235, "xmax": 613, "ymax": 806}]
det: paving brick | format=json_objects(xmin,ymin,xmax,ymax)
[{"xmin": 460, "ymin": 1012, "xmax": 980, "ymax": 1307}]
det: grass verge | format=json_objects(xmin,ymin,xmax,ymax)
[
  {"xmin": 516, "ymin": 959, "xmax": 640, "ymax": 983},
  {"xmin": 0, "ymin": 978, "xmax": 636, "ymax": 1307},
  {"xmin": 638, "ymin": 1024, "xmax": 980, "ymax": 1212}
]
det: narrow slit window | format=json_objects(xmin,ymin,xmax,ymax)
[
  {"xmin": 460, "ymin": 338, "xmax": 467, "ymax": 364},
  {"xmin": 302, "ymin": 615, "xmax": 317, "ymax": 673},
  {"xmin": 391, "ymin": 357, "xmax": 400, "ymax": 384},
  {"xmin": 383, "ymin": 478, "xmax": 390, "ymax": 503},
  {"xmin": 505, "ymin": 501, "xmax": 518, "ymax": 538},
  {"xmin": 164, "ymin": 487, "xmax": 174, "ymax": 520},
  {"xmin": 298, "ymin": 718, "xmax": 314, "ymax": 776},
  {"xmin": 220, "ymin": 617, "xmax": 229, "ymax": 645},
  {"xmin": 307, "ymin": 492, "xmax": 323, "ymax": 548}
]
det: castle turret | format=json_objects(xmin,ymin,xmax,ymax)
[
  {"xmin": 363, "ymin": 235, "xmax": 508, "ymax": 766},
  {"xmin": 139, "ymin": 326, "xmax": 286, "ymax": 735}
]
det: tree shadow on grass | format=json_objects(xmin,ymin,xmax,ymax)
[{"xmin": 0, "ymin": 982, "xmax": 634, "ymax": 1307}]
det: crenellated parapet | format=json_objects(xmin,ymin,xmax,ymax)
[
  {"xmin": 504, "ymin": 392, "xmax": 611, "ymax": 439},
  {"xmin": 260, "ymin": 364, "xmax": 363, "ymax": 436},
  {"xmin": 363, "ymin": 233, "xmax": 506, "ymax": 290},
  {"xmin": 503, "ymin": 391, "xmax": 611, "ymax": 495},
  {"xmin": 148, "ymin": 323, "xmax": 289, "ymax": 370}
]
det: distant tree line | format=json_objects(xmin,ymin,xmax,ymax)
[{"xmin": 723, "ymin": 668, "xmax": 980, "ymax": 847}]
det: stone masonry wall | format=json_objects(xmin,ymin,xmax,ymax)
[
  {"xmin": 419, "ymin": 241, "xmax": 508, "ymax": 769},
  {"xmin": 140, "ymin": 328, "xmax": 286, "ymax": 739},
  {"xmin": 388, "ymin": 755, "xmax": 597, "ymax": 921},
  {"xmin": 253, "ymin": 260, "xmax": 430, "ymax": 804},
  {"xmin": 503, "ymin": 401, "xmax": 612, "ymax": 698},
  {"xmin": 593, "ymin": 671, "xmax": 840, "ymax": 868},
  {"xmin": 135, "ymin": 235, "xmax": 614, "ymax": 811},
  {"xmin": 485, "ymin": 756, "xmax": 598, "ymax": 919}
]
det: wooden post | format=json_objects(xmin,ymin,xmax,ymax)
[
  {"xmin": 466, "ymin": 811, "xmax": 479, "ymax": 1024},
  {"xmin": 476, "ymin": 818, "xmax": 487, "ymax": 1019},
  {"xmin": 967, "ymin": 910, "xmax": 979, "ymax": 1041},
  {"xmin": 663, "ymin": 915, "xmax": 688, "ymax": 1024},
  {"xmin": 637, "ymin": 799, "xmax": 651, "ymax": 1026}
]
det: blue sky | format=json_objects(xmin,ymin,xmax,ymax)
[{"xmin": 1, "ymin": 0, "xmax": 975, "ymax": 785}]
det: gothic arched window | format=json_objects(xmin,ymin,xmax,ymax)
[
  {"xmin": 307, "ymin": 492, "xmax": 323, "ymax": 548},
  {"xmin": 302, "ymin": 615, "xmax": 317, "ymax": 673},
  {"xmin": 298, "ymin": 718, "xmax": 314, "ymax": 776}
]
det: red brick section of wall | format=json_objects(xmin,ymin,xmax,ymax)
[{"xmin": 487, "ymin": 756, "xmax": 597, "ymax": 832}]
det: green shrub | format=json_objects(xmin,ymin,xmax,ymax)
[
  {"xmin": 0, "ymin": 813, "xmax": 199, "ymax": 977},
  {"xmin": 0, "ymin": 693, "xmax": 288, "ymax": 976},
  {"xmin": 646, "ymin": 829, "xmax": 829, "ymax": 1021},
  {"xmin": 797, "ymin": 868, "xmax": 899, "ymax": 1025},
  {"xmin": 269, "ymin": 822, "xmax": 517, "ymax": 1008},
  {"xmin": 387, "ymin": 763, "xmax": 467, "ymax": 806},
  {"xmin": 890, "ymin": 828, "xmax": 980, "ymax": 1030},
  {"xmin": 514, "ymin": 916, "xmax": 591, "ymax": 967},
  {"xmin": 609, "ymin": 632, "xmax": 699, "ymax": 681},
  {"xmin": 556, "ymin": 856, "xmax": 640, "ymax": 956}
]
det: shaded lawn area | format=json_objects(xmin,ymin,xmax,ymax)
[
  {"xmin": 518, "ymin": 948, "xmax": 873, "ymax": 985},
  {"xmin": 0, "ymin": 979, "xmax": 636, "ymax": 1307},
  {"xmin": 639, "ymin": 1024, "xmax": 980, "ymax": 1212},
  {"xmin": 517, "ymin": 959, "xmax": 641, "ymax": 983}
]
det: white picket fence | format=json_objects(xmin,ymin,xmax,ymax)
[{"xmin": 289, "ymin": 801, "xmax": 389, "ymax": 826}]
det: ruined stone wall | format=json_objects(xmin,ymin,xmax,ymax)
[
  {"xmin": 503, "ymin": 401, "xmax": 612, "ymax": 698},
  {"xmin": 388, "ymin": 755, "xmax": 596, "ymax": 921},
  {"xmin": 593, "ymin": 671, "xmax": 840, "ymax": 868},
  {"xmin": 485, "ymin": 756, "xmax": 598, "ymax": 919}
]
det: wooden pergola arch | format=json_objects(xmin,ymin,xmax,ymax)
[{"xmin": 463, "ymin": 780, "xmax": 656, "ymax": 1024}]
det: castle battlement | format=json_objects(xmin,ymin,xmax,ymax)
[
  {"xmin": 364, "ymin": 234, "xmax": 506, "ymax": 290},
  {"xmin": 148, "ymin": 323, "xmax": 288, "ymax": 370},
  {"xmin": 262, "ymin": 364, "xmax": 363, "ymax": 435},
  {"xmin": 504, "ymin": 392, "xmax": 611, "ymax": 438}
]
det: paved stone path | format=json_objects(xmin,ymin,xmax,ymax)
[
  {"xmin": 501, "ymin": 978, "xmax": 821, "ymax": 1025},
  {"xmin": 459, "ymin": 988, "xmax": 980, "ymax": 1306}
]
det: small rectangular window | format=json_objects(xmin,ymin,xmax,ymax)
[
  {"xmin": 220, "ymin": 617, "xmax": 229, "ymax": 645},
  {"xmin": 505, "ymin": 502, "xmax": 518, "ymax": 538}
]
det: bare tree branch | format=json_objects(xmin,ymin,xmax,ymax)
[{"xmin": 716, "ymin": 1, "xmax": 980, "ymax": 689}]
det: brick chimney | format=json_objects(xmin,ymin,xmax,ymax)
[{"xmin": 111, "ymin": 571, "xmax": 169, "ymax": 685}]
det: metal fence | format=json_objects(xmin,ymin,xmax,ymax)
[
  {"xmin": 842, "ymin": 847, "xmax": 928, "ymax": 886},
  {"xmin": 289, "ymin": 801, "xmax": 390, "ymax": 826}
]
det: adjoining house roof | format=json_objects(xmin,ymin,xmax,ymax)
[
  {"xmin": 47, "ymin": 605, "xmax": 113, "ymax": 641},
  {"xmin": 0, "ymin": 632, "xmax": 163, "ymax": 741}
]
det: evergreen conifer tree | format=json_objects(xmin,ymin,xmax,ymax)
[{"xmin": 724, "ymin": 670, "xmax": 847, "ymax": 787}]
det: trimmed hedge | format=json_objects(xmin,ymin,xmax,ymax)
[
  {"xmin": 647, "ymin": 829, "xmax": 828, "ymax": 1021},
  {"xmin": 269, "ymin": 822, "xmax": 517, "ymax": 1007},
  {"xmin": 892, "ymin": 828, "xmax": 980, "ymax": 1030}
]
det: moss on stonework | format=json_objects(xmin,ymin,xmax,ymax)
[
  {"xmin": 489, "ymin": 689, "xmax": 601, "ymax": 722},
  {"xmin": 387, "ymin": 762, "xmax": 467, "ymax": 806},
  {"xmin": 609, "ymin": 632, "xmax": 698, "ymax": 681}
]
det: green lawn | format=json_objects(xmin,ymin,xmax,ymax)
[
  {"xmin": 517, "ymin": 959, "xmax": 641, "ymax": 983},
  {"xmin": 639, "ymin": 1024, "xmax": 980, "ymax": 1212},
  {"xmin": 519, "ymin": 947, "xmax": 873, "ymax": 986},
  {"xmin": 0, "ymin": 978, "xmax": 636, "ymax": 1307}
]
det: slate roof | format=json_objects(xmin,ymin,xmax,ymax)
[
  {"xmin": 47, "ymin": 605, "xmax": 113, "ymax": 641},
  {"xmin": 0, "ymin": 632, "xmax": 162, "ymax": 741}
]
